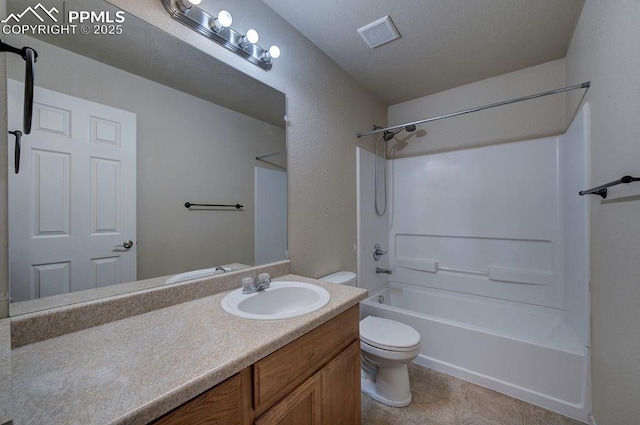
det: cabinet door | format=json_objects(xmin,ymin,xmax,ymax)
[
  {"xmin": 321, "ymin": 341, "xmax": 361, "ymax": 425},
  {"xmin": 254, "ymin": 373, "xmax": 322, "ymax": 425},
  {"xmin": 153, "ymin": 369, "xmax": 252, "ymax": 425},
  {"xmin": 253, "ymin": 306, "xmax": 359, "ymax": 416}
]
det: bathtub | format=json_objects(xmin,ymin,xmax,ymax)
[{"xmin": 360, "ymin": 282, "xmax": 590, "ymax": 422}]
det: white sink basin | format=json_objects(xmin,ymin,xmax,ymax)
[
  {"xmin": 221, "ymin": 281, "xmax": 330, "ymax": 320},
  {"xmin": 165, "ymin": 267, "xmax": 226, "ymax": 284}
]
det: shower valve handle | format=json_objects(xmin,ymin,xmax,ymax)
[{"xmin": 373, "ymin": 244, "xmax": 387, "ymax": 262}]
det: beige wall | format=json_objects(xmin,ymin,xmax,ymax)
[
  {"xmin": 6, "ymin": 35, "xmax": 285, "ymax": 282},
  {"xmin": 566, "ymin": 1, "xmax": 640, "ymax": 423},
  {"xmin": 105, "ymin": 0, "xmax": 387, "ymax": 280},
  {"xmin": 388, "ymin": 59, "xmax": 567, "ymax": 157}
]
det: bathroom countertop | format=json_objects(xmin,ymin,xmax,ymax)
[
  {"xmin": 0, "ymin": 319, "xmax": 11, "ymax": 425},
  {"xmin": 11, "ymin": 275, "xmax": 367, "ymax": 425}
]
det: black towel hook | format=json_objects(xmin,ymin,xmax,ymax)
[
  {"xmin": 1, "ymin": 39, "xmax": 37, "ymax": 134},
  {"xmin": 8, "ymin": 130, "xmax": 22, "ymax": 174}
]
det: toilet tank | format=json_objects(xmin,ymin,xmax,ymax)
[{"xmin": 319, "ymin": 271, "xmax": 357, "ymax": 286}]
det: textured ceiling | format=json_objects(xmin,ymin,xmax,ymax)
[{"xmin": 263, "ymin": 0, "xmax": 585, "ymax": 105}]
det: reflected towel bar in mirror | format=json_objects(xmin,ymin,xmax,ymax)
[
  {"xmin": 185, "ymin": 202, "xmax": 244, "ymax": 210},
  {"xmin": 579, "ymin": 175, "xmax": 640, "ymax": 199}
]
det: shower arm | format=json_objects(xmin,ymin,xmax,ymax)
[{"xmin": 356, "ymin": 82, "xmax": 591, "ymax": 138}]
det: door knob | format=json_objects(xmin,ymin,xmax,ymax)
[{"xmin": 116, "ymin": 240, "xmax": 134, "ymax": 249}]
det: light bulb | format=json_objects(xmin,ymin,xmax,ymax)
[
  {"xmin": 268, "ymin": 45, "xmax": 280, "ymax": 59},
  {"xmin": 246, "ymin": 29, "xmax": 259, "ymax": 44},
  {"xmin": 262, "ymin": 45, "xmax": 281, "ymax": 63},
  {"xmin": 239, "ymin": 29, "xmax": 259, "ymax": 48},
  {"xmin": 177, "ymin": 0, "xmax": 200, "ymax": 10},
  {"xmin": 212, "ymin": 9, "xmax": 233, "ymax": 31}
]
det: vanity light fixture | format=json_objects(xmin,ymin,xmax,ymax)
[{"xmin": 161, "ymin": 0, "xmax": 280, "ymax": 71}]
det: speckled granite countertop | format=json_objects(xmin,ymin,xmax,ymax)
[
  {"xmin": 0, "ymin": 319, "xmax": 11, "ymax": 425},
  {"xmin": 11, "ymin": 275, "xmax": 367, "ymax": 425}
]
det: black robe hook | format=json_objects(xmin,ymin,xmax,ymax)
[
  {"xmin": 8, "ymin": 130, "xmax": 22, "ymax": 174},
  {"xmin": 1, "ymin": 39, "xmax": 38, "ymax": 134}
]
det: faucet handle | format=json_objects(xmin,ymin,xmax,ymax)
[
  {"xmin": 373, "ymin": 244, "xmax": 387, "ymax": 261},
  {"xmin": 242, "ymin": 277, "xmax": 255, "ymax": 293},
  {"xmin": 257, "ymin": 273, "xmax": 271, "ymax": 286}
]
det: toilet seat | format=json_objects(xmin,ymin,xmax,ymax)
[{"xmin": 360, "ymin": 316, "xmax": 421, "ymax": 352}]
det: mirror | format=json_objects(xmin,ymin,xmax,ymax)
[{"xmin": 4, "ymin": 0, "xmax": 287, "ymax": 314}]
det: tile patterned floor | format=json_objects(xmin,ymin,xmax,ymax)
[{"xmin": 361, "ymin": 364, "xmax": 586, "ymax": 425}]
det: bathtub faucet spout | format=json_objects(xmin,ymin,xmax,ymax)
[{"xmin": 376, "ymin": 267, "xmax": 392, "ymax": 275}]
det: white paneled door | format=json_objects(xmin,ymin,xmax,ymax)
[{"xmin": 8, "ymin": 80, "xmax": 136, "ymax": 301}]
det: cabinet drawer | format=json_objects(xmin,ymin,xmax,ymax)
[{"xmin": 253, "ymin": 305, "xmax": 359, "ymax": 415}]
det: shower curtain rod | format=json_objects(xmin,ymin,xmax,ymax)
[
  {"xmin": 356, "ymin": 81, "xmax": 591, "ymax": 138},
  {"xmin": 256, "ymin": 150, "xmax": 287, "ymax": 171},
  {"xmin": 256, "ymin": 150, "xmax": 285, "ymax": 160}
]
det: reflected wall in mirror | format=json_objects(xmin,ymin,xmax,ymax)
[{"xmin": 5, "ymin": 0, "xmax": 287, "ymax": 313}]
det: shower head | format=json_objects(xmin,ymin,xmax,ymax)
[
  {"xmin": 382, "ymin": 125, "xmax": 417, "ymax": 141},
  {"xmin": 383, "ymin": 131, "xmax": 396, "ymax": 141}
]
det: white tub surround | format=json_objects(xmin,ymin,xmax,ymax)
[
  {"xmin": 361, "ymin": 285, "xmax": 588, "ymax": 421},
  {"xmin": 357, "ymin": 105, "xmax": 590, "ymax": 422}
]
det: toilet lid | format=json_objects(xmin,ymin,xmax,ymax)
[{"xmin": 360, "ymin": 316, "xmax": 421, "ymax": 352}]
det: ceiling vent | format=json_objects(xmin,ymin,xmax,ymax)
[{"xmin": 357, "ymin": 16, "xmax": 401, "ymax": 49}]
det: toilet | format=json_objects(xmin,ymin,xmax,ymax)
[{"xmin": 320, "ymin": 271, "xmax": 421, "ymax": 407}]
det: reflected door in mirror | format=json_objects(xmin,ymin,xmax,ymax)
[{"xmin": 8, "ymin": 80, "xmax": 137, "ymax": 301}]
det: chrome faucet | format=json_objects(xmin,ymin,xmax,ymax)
[{"xmin": 242, "ymin": 273, "xmax": 271, "ymax": 294}]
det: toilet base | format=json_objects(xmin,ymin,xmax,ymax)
[{"xmin": 360, "ymin": 365, "xmax": 412, "ymax": 407}]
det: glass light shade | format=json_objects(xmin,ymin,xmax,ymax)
[{"xmin": 188, "ymin": 0, "xmax": 201, "ymax": 4}]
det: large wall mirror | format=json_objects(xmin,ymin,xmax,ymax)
[{"xmin": 4, "ymin": 0, "xmax": 287, "ymax": 315}]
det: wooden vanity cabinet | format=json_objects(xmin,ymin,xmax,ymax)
[{"xmin": 152, "ymin": 305, "xmax": 360, "ymax": 425}]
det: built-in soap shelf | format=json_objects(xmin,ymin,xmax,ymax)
[{"xmin": 395, "ymin": 257, "xmax": 552, "ymax": 286}]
